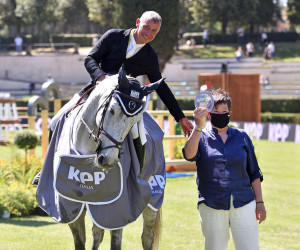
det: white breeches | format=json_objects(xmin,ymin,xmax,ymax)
[{"xmin": 198, "ymin": 197, "xmax": 259, "ymax": 250}]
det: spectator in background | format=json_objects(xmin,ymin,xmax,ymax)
[
  {"xmin": 246, "ymin": 41, "xmax": 255, "ymax": 57},
  {"xmin": 260, "ymin": 75, "xmax": 270, "ymax": 85},
  {"xmin": 263, "ymin": 46, "xmax": 270, "ymax": 59},
  {"xmin": 46, "ymin": 75, "xmax": 54, "ymax": 83},
  {"xmin": 263, "ymin": 41, "xmax": 275, "ymax": 60},
  {"xmin": 235, "ymin": 46, "xmax": 243, "ymax": 61},
  {"xmin": 260, "ymin": 32, "xmax": 268, "ymax": 48},
  {"xmin": 186, "ymin": 38, "xmax": 196, "ymax": 47},
  {"xmin": 220, "ymin": 63, "xmax": 228, "ymax": 73},
  {"xmin": 14, "ymin": 35, "xmax": 23, "ymax": 55},
  {"xmin": 267, "ymin": 41, "xmax": 275, "ymax": 59},
  {"xmin": 203, "ymin": 29, "xmax": 208, "ymax": 48},
  {"xmin": 29, "ymin": 83, "xmax": 35, "ymax": 95},
  {"xmin": 237, "ymin": 27, "xmax": 244, "ymax": 46}
]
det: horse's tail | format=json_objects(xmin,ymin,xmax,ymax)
[{"xmin": 153, "ymin": 208, "xmax": 162, "ymax": 250}]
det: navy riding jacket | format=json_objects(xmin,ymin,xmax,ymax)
[{"xmin": 83, "ymin": 28, "xmax": 185, "ymax": 122}]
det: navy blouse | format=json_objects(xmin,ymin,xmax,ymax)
[{"xmin": 183, "ymin": 126, "xmax": 263, "ymax": 210}]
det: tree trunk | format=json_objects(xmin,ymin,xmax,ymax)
[
  {"xmin": 221, "ymin": 17, "xmax": 228, "ymax": 35},
  {"xmin": 16, "ymin": 17, "xmax": 22, "ymax": 34},
  {"xmin": 250, "ymin": 23, "xmax": 254, "ymax": 36}
]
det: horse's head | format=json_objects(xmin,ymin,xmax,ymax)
[{"xmin": 75, "ymin": 66, "xmax": 163, "ymax": 169}]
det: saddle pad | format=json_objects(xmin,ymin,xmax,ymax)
[{"xmin": 54, "ymin": 154, "xmax": 123, "ymax": 204}]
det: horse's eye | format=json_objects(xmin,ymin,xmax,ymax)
[{"xmin": 110, "ymin": 108, "xmax": 115, "ymax": 115}]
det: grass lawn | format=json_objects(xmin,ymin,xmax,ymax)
[
  {"xmin": 0, "ymin": 140, "xmax": 300, "ymax": 249},
  {"xmin": 0, "ymin": 143, "xmax": 42, "ymax": 161},
  {"xmin": 174, "ymin": 42, "xmax": 300, "ymax": 61}
]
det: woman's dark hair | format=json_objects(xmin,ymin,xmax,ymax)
[{"xmin": 211, "ymin": 88, "xmax": 231, "ymax": 111}]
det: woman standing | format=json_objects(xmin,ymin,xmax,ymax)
[{"xmin": 183, "ymin": 89, "xmax": 266, "ymax": 250}]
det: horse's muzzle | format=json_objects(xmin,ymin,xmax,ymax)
[{"xmin": 97, "ymin": 154, "xmax": 117, "ymax": 169}]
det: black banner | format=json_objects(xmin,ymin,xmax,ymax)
[{"xmin": 230, "ymin": 122, "xmax": 300, "ymax": 143}]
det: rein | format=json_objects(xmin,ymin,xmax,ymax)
[
  {"xmin": 79, "ymin": 87, "xmax": 145, "ymax": 154},
  {"xmin": 66, "ymin": 86, "xmax": 95, "ymax": 117}
]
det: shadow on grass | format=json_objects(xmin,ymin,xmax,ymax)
[{"xmin": 0, "ymin": 217, "xmax": 57, "ymax": 227}]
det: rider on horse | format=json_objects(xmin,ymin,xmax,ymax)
[{"xmin": 50, "ymin": 11, "xmax": 193, "ymax": 137}]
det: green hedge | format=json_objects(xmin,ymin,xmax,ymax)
[
  {"xmin": 156, "ymin": 97, "xmax": 300, "ymax": 111},
  {"xmin": 51, "ymin": 34, "xmax": 101, "ymax": 47},
  {"xmin": 0, "ymin": 34, "xmax": 44, "ymax": 44},
  {"xmin": 183, "ymin": 32, "xmax": 299, "ymax": 44},
  {"xmin": 173, "ymin": 98, "xmax": 300, "ymax": 113},
  {"xmin": 261, "ymin": 112, "xmax": 300, "ymax": 123},
  {"xmin": 1, "ymin": 33, "xmax": 97, "ymax": 49},
  {"xmin": 261, "ymin": 98, "xmax": 300, "ymax": 113}
]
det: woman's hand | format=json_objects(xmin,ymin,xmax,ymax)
[
  {"xmin": 256, "ymin": 203, "xmax": 266, "ymax": 224},
  {"xmin": 193, "ymin": 107, "xmax": 209, "ymax": 128}
]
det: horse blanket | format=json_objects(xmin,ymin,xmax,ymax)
[{"xmin": 36, "ymin": 109, "xmax": 166, "ymax": 230}]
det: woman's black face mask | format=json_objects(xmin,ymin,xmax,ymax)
[{"xmin": 210, "ymin": 112, "xmax": 230, "ymax": 128}]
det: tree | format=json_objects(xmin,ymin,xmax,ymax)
[
  {"xmin": 246, "ymin": 0, "xmax": 281, "ymax": 34},
  {"xmin": 14, "ymin": 130, "xmax": 38, "ymax": 169},
  {"xmin": 115, "ymin": 0, "xmax": 180, "ymax": 72},
  {"xmin": 191, "ymin": 0, "xmax": 235, "ymax": 35},
  {"xmin": 86, "ymin": 0, "xmax": 117, "ymax": 31},
  {"xmin": 288, "ymin": 0, "xmax": 300, "ymax": 25},
  {"xmin": 0, "ymin": 0, "xmax": 23, "ymax": 33},
  {"xmin": 56, "ymin": 0, "xmax": 90, "ymax": 33},
  {"xmin": 0, "ymin": 0, "xmax": 58, "ymax": 38},
  {"xmin": 178, "ymin": 0, "xmax": 194, "ymax": 30},
  {"xmin": 15, "ymin": 0, "xmax": 57, "ymax": 40},
  {"xmin": 190, "ymin": 0, "xmax": 281, "ymax": 35}
]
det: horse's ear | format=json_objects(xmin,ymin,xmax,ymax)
[
  {"xmin": 118, "ymin": 66, "xmax": 130, "ymax": 88},
  {"xmin": 141, "ymin": 78, "xmax": 165, "ymax": 96}
]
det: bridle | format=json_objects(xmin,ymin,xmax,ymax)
[{"xmin": 79, "ymin": 86, "xmax": 145, "ymax": 155}]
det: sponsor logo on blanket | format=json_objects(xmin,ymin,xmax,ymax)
[
  {"xmin": 68, "ymin": 166, "xmax": 106, "ymax": 189},
  {"xmin": 148, "ymin": 175, "xmax": 165, "ymax": 194}
]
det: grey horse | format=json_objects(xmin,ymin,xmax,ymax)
[{"xmin": 68, "ymin": 67, "xmax": 164, "ymax": 250}]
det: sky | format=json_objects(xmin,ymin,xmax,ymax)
[{"xmin": 280, "ymin": 0, "xmax": 287, "ymax": 7}]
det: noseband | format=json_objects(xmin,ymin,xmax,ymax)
[{"xmin": 80, "ymin": 87, "xmax": 144, "ymax": 155}]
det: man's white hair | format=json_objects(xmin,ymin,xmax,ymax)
[{"xmin": 140, "ymin": 11, "xmax": 162, "ymax": 24}]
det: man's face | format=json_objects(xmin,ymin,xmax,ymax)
[{"xmin": 134, "ymin": 18, "xmax": 160, "ymax": 44}]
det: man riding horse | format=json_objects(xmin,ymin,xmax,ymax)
[
  {"xmin": 51, "ymin": 10, "xmax": 193, "ymax": 136},
  {"xmin": 43, "ymin": 11, "xmax": 193, "ymax": 250},
  {"xmin": 83, "ymin": 10, "xmax": 193, "ymax": 135}
]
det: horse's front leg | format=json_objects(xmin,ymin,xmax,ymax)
[
  {"xmin": 69, "ymin": 208, "xmax": 87, "ymax": 250},
  {"xmin": 91, "ymin": 223, "xmax": 104, "ymax": 250},
  {"xmin": 141, "ymin": 206, "xmax": 159, "ymax": 250},
  {"xmin": 110, "ymin": 229, "xmax": 123, "ymax": 250}
]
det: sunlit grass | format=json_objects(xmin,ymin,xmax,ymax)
[
  {"xmin": 0, "ymin": 140, "xmax": 299, "ymax": 249},
  {"xmin": 175, "ymin": 42, "xmax": 300, "ymax": 62}
]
